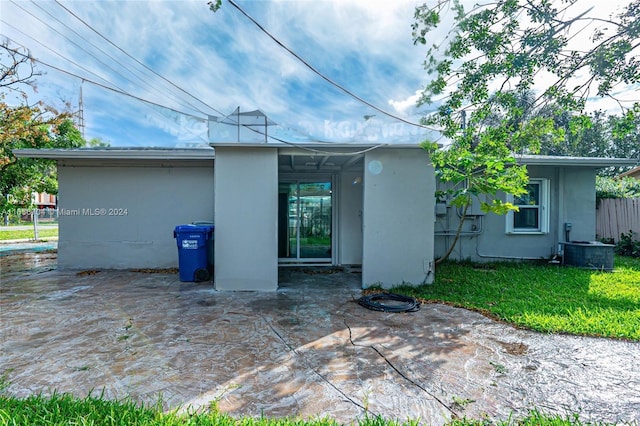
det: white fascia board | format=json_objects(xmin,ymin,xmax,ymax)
[
  {"xmin": 209, "ymin": 142, "xmax": 423, "ymax": 150},
  {"xmin": 13, "ymin": 148, "xmax": 215, "ymax": 160},
  {"xmin": 516, "ymin": 154, "xmax": 639, "ymax": 168}
]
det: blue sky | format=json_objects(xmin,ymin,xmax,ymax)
[{"xmin": 0, "ymin": 0, "xmax": 635, "ymax": 148}]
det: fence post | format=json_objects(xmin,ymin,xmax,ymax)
[{"xmin": 32, "ymin": 208, "xmax": 39, "ymax": 240}]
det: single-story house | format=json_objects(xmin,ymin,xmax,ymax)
[
  {"xmin": 14, "ymin": 146, "xmax": 637, "ymax": 290},
  {"xmin": 434, "ymin": 155, "xmax": 637, "ymax": 262},
  {"xmin": 14, "ymin": 144, "xmax": 435, "ymax": 290}
]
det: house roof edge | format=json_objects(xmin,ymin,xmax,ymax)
[
  {"xmin": 208, "ymin": 142, "xmax": 427, "ymax": 149},
  {"xmin": 516, "ymin": 154, "xmax": 638, "ymax": 168},
  {"xmin": 13, "ymin": 148, "xmax": 215, "ymax": 160}
]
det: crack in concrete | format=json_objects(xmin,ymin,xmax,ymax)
[
  {"xmin": 343, "ymin": 318, "xmax": 460, "ymax": 419},
  {"xmin": 259, "ymin": 314, "xmax": 368, "ymax": 414}
]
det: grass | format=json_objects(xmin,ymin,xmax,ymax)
[
  {"xmin": 395, "ymin": 256, "xmax": 640, "ymax": 341},
  {"xmin": 0, "ymin": 228, "xmax": 58, "ymax": 241},
  {"xmin": 0, "ymin": 391, "xmax": 613, "ymax": 426}
]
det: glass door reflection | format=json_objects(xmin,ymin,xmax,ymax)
[{"xmin": 279, "ymin": 181, "xmax": 332, "ymax": 262}]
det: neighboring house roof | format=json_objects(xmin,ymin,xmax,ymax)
[
  {"xmin": 13, "ymin": 147, "xmax": 215, "ymax": 160},
  {"xmin": 618, "ymin": 165, "xmax": 640, "ymax": 179}
]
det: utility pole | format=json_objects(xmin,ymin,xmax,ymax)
[{"xmin": 77, "ymin": 80, "xmax": 85, "ymax": 140}]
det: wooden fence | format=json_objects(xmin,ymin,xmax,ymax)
[{"xmin": 596, "ymin": 198, "xmax": 640, "ymax": 242}]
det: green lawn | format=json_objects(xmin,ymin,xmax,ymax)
[
  {"xmin": 0, "ymin": 392, "xmax": 605, "ymax": 426},
  {"xmin": 395, "ymin": 256, "xmax": 640, "ymax": 340},
  {"xmin": 0, "ymin": 228, "xmax": 58, "ymax": 241}
]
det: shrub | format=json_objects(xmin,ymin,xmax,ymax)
[{"xmin": 615, "ymin": 231, "xmax": 640, "ymax": 258}]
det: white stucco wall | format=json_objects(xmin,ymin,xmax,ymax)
[
  {"xmin": 338, "ymin": 171, "xmax": 363, "ymax": 265},
  {"xmin": 214, "ymin": 147, "xmax": 278, "ymax": 291},
  {"xmin": 362, "ymin": 148, "xmax": 435, "ymax": 288},
  {"xmin": 57, "ymin": 160, "xmax": 214, "ymax": 269}
]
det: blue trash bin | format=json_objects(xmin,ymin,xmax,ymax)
[
  {"xmin": 173, "ymin": 224, "xmax": 214, "ymax": 282},
  {"xmin": 192, "ymin": 221, "xmax": 215, "ymax": 275}
]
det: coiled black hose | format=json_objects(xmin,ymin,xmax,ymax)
[{"xmin": 357, "ymin": 292, "xmax": 421, "ymax": 313}]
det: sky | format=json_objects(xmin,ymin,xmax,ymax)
[{"xmin": 0, "ymin": 0, "xmax": 636, "ymax": 148}]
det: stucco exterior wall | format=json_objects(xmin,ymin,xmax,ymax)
[
  {"xmin": 362, "ymin": 148, "xmax": 435, "ymax": 288},
  {"xmin": 57, "ymin": 159, "xmax": 214, "ymax": 269},
  {"xmin": 434, "ymin": 166, "xmax": 598, "ymax": 262},
  {"xmin": 561, "ymin": 168, "xmax": 596, "ymax": 242},
  {"xmin": 338, "ymin": 171, "xmax": 363, "ymax": 265},
  {"xmin": 214, "ymin": 147, "xmax": 278, "ymax": 291}
]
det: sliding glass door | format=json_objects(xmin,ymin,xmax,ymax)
[{"xmin": 279, "ymin": 180, "xmax": 332, "ymax": 262}]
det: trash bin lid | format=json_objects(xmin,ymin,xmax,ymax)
[
  {"xmin": 191, "ymin": 221, "xmax": 214, "ymax": 230},
  {"xmin": 174, "ymin": 224, "xmax": 213, "ymax": 233}
]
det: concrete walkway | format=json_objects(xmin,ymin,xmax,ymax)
[
  {"xmin": 0, "ymin": 225, "xmax": 58, "ymax": 231},
  {"xmin": 1, "ymin": 252, "xmax": 639, "ymax": 424}
]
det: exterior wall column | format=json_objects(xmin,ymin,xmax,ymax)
[
  {"xmin": 214, "ymin": 147, "xmax": 278, "ymax": 290},
  {"xmin": 362, "ymin": 148, "xmax": 435, "ymax": 288}
]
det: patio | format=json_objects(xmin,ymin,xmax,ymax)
[{"xmin": 1, "ymin": 251, "xmax": 639, "ymax": 424}]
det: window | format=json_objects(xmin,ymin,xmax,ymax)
[{"xmin": 506, "ymin": 179, "xmax": 549, "ymax": 234}]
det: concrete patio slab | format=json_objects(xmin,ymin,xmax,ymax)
[
  {"xmin": 0, "ymin": 240, "xmax": 57, "ymax": 255},
  {"xmin": 1, "ymin": 252, "xmax": 639, "ymax": 424}
]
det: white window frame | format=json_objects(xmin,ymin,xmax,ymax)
[{"xmin": 505, "ymin": 178, "xmax": 550, "ymax": 234}]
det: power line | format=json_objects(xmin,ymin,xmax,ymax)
[
  {"xmin": 1, "ymin": 37, "xmax": 344, "ymax": 148},
  {"xmin": 2, "ymin": 21, "xmax": 198, "ymax": 138},
  {"xmin": 27, "ymin": 0, "xmax": 207, "ymax": 117},
  {"xmin": 1, "ymin": 33, "xmax": 350, "ymax": 147},
  {"xmin": 44, "ymin": 1, "xmax": 438, "ymax": 140},
  {"xmin": 2, "ymin": 41, "xmax": 208, "ymax": 122},
  {"xmin": 11, "ymin": 1, "xmax": 142, "ymax": 94},
  {"xmin": 1, "ymin": 20, "xmax": 122, "ymax": 91},
  {"xmin": 225, "ymin": 0, "xmax": 437, "ymax": 131},
  {"xmin": 53, "ymin": 0, "xmax": 226, "ymax": 118},
  {"xmin": 4, "ymin": 3, "xmax": 236, "ymax": 139},
  {"xmin": 6, "ymin": 40, "xmax": 426, "ymax": 154},
  {"xmin": 4, "ymin": 0, "xmax": 437, "ymax": 148}
]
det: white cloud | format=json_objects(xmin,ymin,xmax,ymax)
[{"xmin": 388, "ymin": 90, "xmax": 424, "ymax": 116}]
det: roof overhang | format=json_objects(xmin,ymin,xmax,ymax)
[
  {"xmin": 516, "ymin": 154, "xmax": 638, "ymax": 168},
  {"xmin": 208, "ymin": 142, "xmax": 423, "ymax": 150},
  {"xmin": 210, "ymin": 142, "xmax": 427, "ymax": 172},
  {"xmin": 13, "ymin": 148, "xmax": 215, "ymax": 160},
  {"xmin": 14, "ymin": 148, "xmax": 635, "ymax": 169}
]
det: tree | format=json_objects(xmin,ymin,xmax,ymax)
[
  {"xmin": 413, "ymin": 0, "xmax": 640, "ymax": 263},
  {"xmin": 0, "ymin": 116, "xmax": 84, "ymax": 216},
  {"xmin": 1, "ymin": 39, "xmax": 40, "ymax": 99},
  {"xmin": 606, "ymin": 106, "xmax": 640, "ymax": 170},
  {"xmin": 537, "ymin": 107, "xmax": 640, "ymax": 176},
  {"xmin": 87, "ymin": 136, "xmax": 111, "ymax": 148},
  {"xmin": 1, "ymin": 40, "xmax": 85, "ymax": 218}
]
